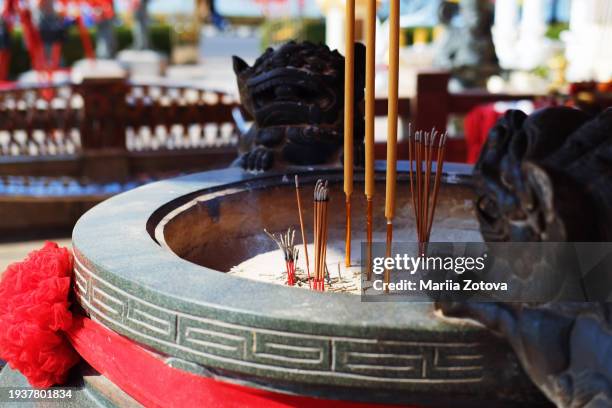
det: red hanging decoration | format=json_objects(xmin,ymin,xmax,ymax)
[{"xmin": 75, "ymin": 14, "xmax": 95, "ymax": 60}]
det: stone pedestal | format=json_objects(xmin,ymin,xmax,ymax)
[
  {"xmin": 564, "ymin": 0, "xmax": 612, "ymax": 82},
  {"xmin": 492, "ymin": 0, "xmax": 519, "ymax": 69},
  {"xmin": 326, "ymin": 5, "xmax": 345, "ymax": 53},
  {"xmin": 71, "ymin": 59, "xmax": 126, "ymax": 83},
  {"xmin": 492, "ymin": 0, "xmax": 556, "ymax": 71},
  {"xmin": 117, "ymin": 49, "xmax": 167, "ymax": 78},
  {"xmin": 0, "ymin": 364, "xmax": 138, "ymax": 408},
  {"xmin": 516, "ymin": 0, "xmax": 552, "ymax": 70}
]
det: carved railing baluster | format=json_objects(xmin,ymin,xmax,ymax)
[{"xmin": 0, "ymin": 78, "xmax": 241, "ymax": 162}]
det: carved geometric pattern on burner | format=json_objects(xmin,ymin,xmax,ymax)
[
  {"xmin": 73, "ymin": 257, "xmax": 484, "ymax": 384},
  {"xmin": 334, "ymin": 340, "xmax": 483, "ymax": 380}
]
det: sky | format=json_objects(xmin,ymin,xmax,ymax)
[
  {"xmin": 0, "ymin": 0, "xmax": 570, "ymax": 22},
  {"xmin": 125, "ymin": 0, "xmax": 324, "ymax": 17},
  {"xmin": 144, "ymin": 0, "xmax": 570, "ymax": 22}
]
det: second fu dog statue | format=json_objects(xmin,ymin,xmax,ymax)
[{"xmin": 439, "ymin": 107, "xmax": 612, "ymax": 408}]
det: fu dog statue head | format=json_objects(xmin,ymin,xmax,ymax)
[
  {"xmin": 475, "ymin": 107, "xmax": 612, "ymax": 242},
  {"xmin": 233, "ymin": 41, "xmax": 365, "ymax": 171}
]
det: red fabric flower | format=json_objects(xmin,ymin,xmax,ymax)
[{"xmin": 0, "ymin": 242, "xmax": 81, "ymax": 388}]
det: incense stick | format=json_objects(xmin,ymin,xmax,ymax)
[
  {"xmin": 384, "ymin": 0, "xmax": 400, "ymax": 290},
  {"xmin": 345, "ymin": 195, "xmax": 351, "ymax": 267},
  {"xmin": 265, "ymin": 228, "xmax": 299, "ymax": 286},
  {"xmin": 313, "ymin": 180, "xmax": 330, "ymax": 291},
  {"xmin": 365, "ymin": 0, "xmax": 377, "ymax": 281},
  {"xmin": 366, "ymin": 197, "xmax": 373, "ymax": 281},
  {"xmin": 320, "ymin": 182, "xmax": 329, "ymax": 291},
  {"xmin": 321, "ymin": 199, "xmax": 329, "ymax": 291},
  {"xmin": 344, "ymin": 0, "xmax": 356, "ymax": 269},
  {"xmin": 295, "ymin": 176, "xmax": 311, "ymax": 288},
  {"xmin": 384, "ymin": 220, "xmax": 393, "ymax": 293},
  {"xmin": 426, "ymin": 133, "xmax": 448, "ymax": 241},
  {"xmin": 408, "ymin": 128, "xmax": 448, "ymax": 255}
]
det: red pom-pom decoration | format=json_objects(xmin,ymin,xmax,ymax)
[{"xmin": 0, "ymin": 242, "xmax": 81, "ymax": 388}]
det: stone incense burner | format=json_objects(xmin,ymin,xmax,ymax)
[{"xmin": 64, "ymin": 163, "xmax": 548, "ymax": 406}]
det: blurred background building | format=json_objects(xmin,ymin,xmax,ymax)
[{"xmin": 0, "ymin": 0, "xmax": 611, "ymax": 266}]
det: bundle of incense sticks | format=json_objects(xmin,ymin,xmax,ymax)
[
  {"xmin": 408, "ymin": 128, "xmax": 448, "ymax": 254},
  {"xmin": 313, "ymin": 180, "xmax": 330, "ymax": 291},
  {"xmin": 265, "ymin": 228, "xmax": 299, "ymax": 286}
]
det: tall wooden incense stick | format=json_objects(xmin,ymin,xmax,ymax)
[
  {"xmin": 344, "ymin": 0, "xmax": 355, "ymax": 268},
  {"xmin": 385, "ymin": 0, "xmax": 400, "ymax": 291},
  {"xmin": 294, "ymin": 175, "xmax": 311, "ymax": 287},
  {"xmin": 365, "ymin": 0, "xmax": 376, "ymax": 280}
]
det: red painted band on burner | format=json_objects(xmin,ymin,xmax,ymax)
[{"xmin": 67, "ymin": 315, "xmax": 413, "ymax": 408}]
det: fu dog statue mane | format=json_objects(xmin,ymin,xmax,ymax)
[{"xmin": 232, "ymin": 41, "xmax": 365, "ymax": 172}]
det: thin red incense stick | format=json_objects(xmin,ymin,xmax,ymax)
[
  {"xmin": 313, "ymin": 180, "xmax": 329, "ymax": 291},
  {"xmin": 384, "ymin": 220, "xmax": 393, "ymax": 293},
  {"xmin": 408, "ymin": 128, "xmax": 448, "ymax": 255},
  {"xmin": 426, "ymin": 132, "xmax": 448, "ymax": 241},
  {"xmin": 366, "ymin": 197, "xmax": 373, "ymax": 280},
  {"xmin": 265, "ymin": 228, "xmax": 298, "ymax": 286}
]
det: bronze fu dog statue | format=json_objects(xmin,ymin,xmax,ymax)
[{"xmin": 232, "ymin": 41, "xmax": 365, "ymax": 172}]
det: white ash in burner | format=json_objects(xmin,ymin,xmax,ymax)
[{"xmin": 229, "ymin": 243, "xmax": 367, "ymax": 295}]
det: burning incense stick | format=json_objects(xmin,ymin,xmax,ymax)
[
  {"xmin": 294, "ymin": 175, "xmax": 311, "ymax": 287},
  {"xmin": 344, "ymin": 0, "xmax": 356, "ymax": 268},
  {"xmin": 384, "ymin": 0, "xmax": 400, "ymax": 291},
  {"xmin": 265, "ymin": 228, "xmax": 299, "ymax": 286},
  {"xmin": 408, "ymin": 128, "xmax": 448, "ymax": 255},
  {"xmin": 365, "ymin": 0, "xmax": 377, "ymax": 281},
  {"xmin": 280, "ymin": 229, "xmax": 298, "ymax": 285},
  {"xmin": 314, "ymin": 180, "xmax": 330, "ymax": 291}
]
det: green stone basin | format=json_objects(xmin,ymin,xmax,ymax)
[{"xmin": 71, "ymin": 163, "xmax": 547, "ymax": 406}]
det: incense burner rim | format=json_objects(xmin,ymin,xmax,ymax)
[
  {"xmin": 73, "ymin": 162, "xmax": 476, "ymax": 333},
  {"xmin": 70, "ymin": 163, "xmax": 544, "ymax": 402}
]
